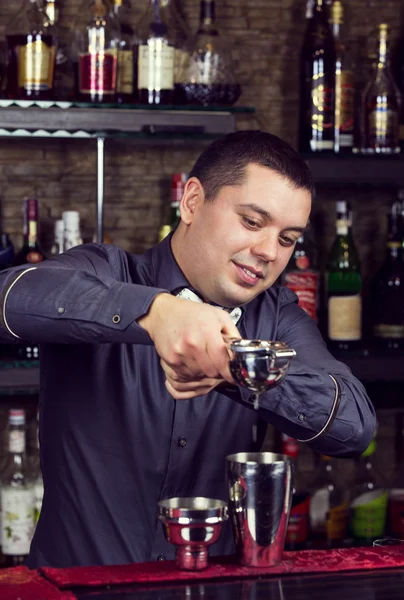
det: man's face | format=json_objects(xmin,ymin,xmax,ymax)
[{"xmin": 175, "ymin": 163, "xmax": 312, "ymax": 308}]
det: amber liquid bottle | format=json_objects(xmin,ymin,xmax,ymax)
[
  {"xmin": 6, "ymin": 0, "xmax": 56, "ymax": 100},
  {"xmin": 362, "ymin": 24, "xmax": 401, "ymax": 154},
  {"xmin": 113, "ymin": 0, "xmax": 136, "ymax": 103},
  {"xmin": 299, "ymin": 0, "xmax": 336, "ymax": 153},
  {"xmin": 135, "ymin": 0, "xmax": 175, "ymax": 105}
]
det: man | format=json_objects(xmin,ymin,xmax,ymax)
[{"xmin": 0, "ymin": 130, "xmax": 375, "ymax": 568}]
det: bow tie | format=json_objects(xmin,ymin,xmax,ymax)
[{"xmin": 175, "ymin": 288, "xmax": 242, "ymax": 326}]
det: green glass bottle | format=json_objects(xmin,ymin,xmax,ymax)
[{"xmin": 326, "ymin": 201, "xmax": 362, "ymax": 350}]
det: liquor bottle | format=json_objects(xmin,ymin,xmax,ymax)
[
  {"xmin": 160, "ymin": 0, "xmax": 189, "ymax": 103},
  {"xmin": 362, "ymin": 24, "xmax": 401, "ymax": 154},
  {"xmin": 350, "ymin": 437, "xmax": 388, "ymax": 545},
  {"xmin": 112, "ymin": 0, "xmax": 136, "ymax": 103},
  {"xmin": 391, "ymin": 4, "xmax": 404, "ymax": 149},
  {"xmin": 283, "ymin": 228, "xmax": 319, "ymax": 322},
  {"xmin": 76, "ymin": 0, "xmax": 120, "ymax": 103},
  {"xmin": 30, "ymin": 409, "xmax": 44, "ymax": 526},
  {"xmin": 0, "ymin": 233, "xmax": 15, "ymax": 271},
  {"xmin": 326, "ymin": 201, "xmax": 362, "ymax": 351},
  {"xmin": 371, "ymin": 202, "xmax": 404, "ymax": 351},
  {"xmin": 50, "ymin": 219, "xmax": 64, "ymax": 256},
  {"xmin": 308, "ymin": 455, "xmax": 349, "ymax": 549},
  {"xmin": 284, "ymin": 444, "xmax": 311, "ymax": 552},
  {"xmin": 6, "ymin": 0, "xmax": 57, "ymax": 100},
  {"xmin": 63, "ymin": 211, "xmax": 83, "ymax": 251},
  {"xmin": 329, "ymin": 0, "xmax": 354, "ymax": 152},
  {"xmin": 0, "ymin": 409, "xmax": 35, "ymax": 567},
  {"xmin": 299, "ymin": 0, "xmax": 336, "ymax": 153},
  {"xmin": 177, "ymin": 0, "xmax": 241, "ymax": 106},
  {"xmin": 158, "ymin": 172, "xmax": 187, "ymax": 242},
  {"xmin": 15, "ymin": 198, "xmax": 45, "ymax": 266},
  {"xmin": 135, "ymin": 0, "xmax": 175, "ymax": 105}
]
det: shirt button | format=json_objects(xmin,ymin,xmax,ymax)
[
  {"xmin": 298, "ymin": 413, "xmax": 305, "ymax": 422},
  {"xmin": 112, "ymin": 314, "xmax": 121, "ymax": 324},
  {"xmin": 58, "ymin": 307, "xmax": 65, "ymax": 314},
  {"xmin": 157, "ymin": 554, "xmax": 166, "ymax": 561},
  {"xmin": 178, "ymin": 438, "xmax": 187, "ymax": 447}
]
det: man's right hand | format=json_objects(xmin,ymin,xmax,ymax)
[{"xmin": 137, "ymin": 293, "xmax": 240, "ymax": 388}]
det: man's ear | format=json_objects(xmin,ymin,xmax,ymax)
[{"xmin": 179, "ymin": 177, "xmax": 205, "ymax": 225}]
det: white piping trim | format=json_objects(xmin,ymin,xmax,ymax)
[
  {"xmin": 3, "ymin": 267, "xmax": 38, "ymax": 338},
  {"xmin": 297, "ymin": 374, "xmax": 341, "ymax": 443}
]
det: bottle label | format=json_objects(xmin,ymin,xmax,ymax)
[
  {"xmin": 79, "ymin": 50, "xmax": 118, "ymax": 95},
  {"xmin": 308, "ymin": 78, "xmax": 334, "ymax": 150},
  {"xmin": 368, "ymin": 107, "xmax": 399, "ymax": 147},
  {"xmin": 34, "ymin": 481, "xmax": 44, "ymax": 524},
  {"xmin": 286, "ymin": 495, "xmax": 310, "ymax": 545},
  {"xmin": 17, "ymin": 41, "xmax": 56, "ymax": 91},
  {"xmin": 389, "ymin": 490, "xmax": 404, "ymax": 537},
  {"xmin": 335, "ymin": 70, "xmax": 354, "ymax": 147},
  {"xmin": 1, "ymin": 487, "xmax": 35, "ymax": 555},
  {"xmin": 350, "ymin": 490, "xmax": 388, "ymax": 540},
  {"xmin": 284, "ymin": 270, "xmax": 319, "ymax": 321},
  {"xmin": 117, "ymin": 49, "xmax": 134, "ymax": 95},
  {"xmin": 9, "ymin": 431, "xmax": 25, "ymax": 454},
  {"xmin": 138, "ymin": 42, "xmax": 174, "ymax": 91},
  {"xmin": 328, "ymin": 295, "xmax": 361, "ymax": 340},
  {"xmin": 325, "ymin": 502, "xmax": 350, "ymax": 541},
  {"xmin": 374, "ymin": 324, "xmax": 404, "ymax": 339}
]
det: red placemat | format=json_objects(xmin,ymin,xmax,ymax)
[
  {"xmin": 40, "ymin": 546, "xmax": 404, "ymax": 589},
  {"xmin": 0, "ymin": 565, "xmax": 75, "ymax": 600}
]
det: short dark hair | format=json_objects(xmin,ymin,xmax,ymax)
[{"xmin": 189, "ymin": 130, "xmax": 314, "ymax": 201}]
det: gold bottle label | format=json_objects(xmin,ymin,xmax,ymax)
[
  {"xmin": 17, "ymin": 41, "xmax": 56, "ymax": 91},
  {"xmin": 117, "ymin": 49, "xmax": 134, "ymax": 94},
  {"xmin": 335, "ymin": 70, "xmax": 354, "ymax": 146},
  {"xmin": 369, "ymin": 107, "xmax": 399, "ymax": 146},
  {"xmin": 309, "ymin": 81, "xmax": 334, "ymax": 150},
  {"xmin": 328, "ymin": 295, "xmax": 362, "ymax": 340},
  {"xmin": 374, "ymin": 324, "xmax": 404, "ymax": 339},
  {"xmin": 138, "ymin": 42, "xmax": 174, "ymax": 91}
]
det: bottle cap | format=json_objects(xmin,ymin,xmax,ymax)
[
  {"xmin": 9, "ymin": 408, "xmax": 25, "ymax": 425},
  {"xmin": 62, "ymin": 211, "xmax": 80, "ymax": 225}
]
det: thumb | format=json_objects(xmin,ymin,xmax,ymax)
[{"xmin": 219, "ymin": 311, "xmax": 241, "ymax": 341}]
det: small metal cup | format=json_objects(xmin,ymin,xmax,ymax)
[
  {"xmin": 228, "ymin": 339, "xmax": 296, "ymax": 394},
  {"xmin": 157, "ymin": 497, "xmax": 228, "ymax": 570},
  {"xmin": 227, "ymin": 452, "xmax": 293, "ymax": 568}
]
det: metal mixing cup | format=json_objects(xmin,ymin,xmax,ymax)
[{"xmin": 226, "ymin": 452, "xmax": 293, "ymax": 567}]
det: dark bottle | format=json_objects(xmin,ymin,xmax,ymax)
[
  {"xmin": 308, "ymin": 455, "xmax": 349, "ymax": 549},
  {"xmin": 362, "ymin": 24, "xmax": 401, "ymax": 154},
  {"xmin": 158, "ymin": 172, "xmax": 187, "ymax": 242},
  {"xmin": 326, "ymin": 201, "xmax": 362, "ymax": 351},
  {"xmin": 330, "ymin": 0, "xmax": 354, "ymax": 153},
  {"xmin": 391, "ymin": 3, "xmax": 404, "ymax": 149},
  {"xmin": 112, "ymin": 0, "xmax": 136, "ymax": 103},
  {"xmin": 299, "ymin": 0, "xmax": 336, "ymax": 153},
  {"xmin": 6, "ymin": 0, "xmax": 57, "ymax": 101},
  {"xmin": 15, "ymin": 198, "xmax": 45, "ymax": 266},
  {"xmin": 371, "ymin": 202, "xmax": 404, "ymax": 351},
  {"xmin": 135, "ymin": 0, "xmax": 175, "ymax": 105},
  {"xmin": 283, "ymin": 228, "xmax": 319, "ymax": 322},
  {"xmin": 0, "ymin": 233, "xmax": 15, "ymax": 271},
  {"xmin": 177, "ymin": 0, "xmax": 241, "ymax": 106},
  {"xmin": 75, "ymin": 0, "xmax": 119, "ymax": 103},
  {"xmin": 350, "ymin": 437, "xmax": 388, "ymax": 545}
]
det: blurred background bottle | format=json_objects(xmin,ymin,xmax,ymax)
[
  {"xmin": 63, "ymin": 210, "xmax": 83, "ymax": 251},
  {"xmin": 50, "ymin": 219, "xmax": 64, "ymax": 256},
  {"xmin": 158, "ymin": 172, "xmax": 187, "ymax": 241},
  {"xmin": 112, "ymin": 0, "xmax": 137, "ymax": 103},
  {"xmin": 326, "ymin": 201, "xmax": 362, "ymax": 351},
  {"xmin": 362, "ymin": 24, "xmax": 401, "ymax": 154},
  {"xmin": 299, "ymin": 0, "xmax": 336, "ymax": 152},
  {"xmin": 6, "ymin": 0, "xmax": 57, "ymax": 100},
  {"xmin": 15, "ymin": 198, "xmax": 45, "ymax": 266}
]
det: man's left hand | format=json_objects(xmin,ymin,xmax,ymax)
[{"xmin": 161, "ymin": 359, "xmax": 225, "ymax": 399}]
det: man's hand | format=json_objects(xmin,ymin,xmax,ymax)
[{"xmin": 138, "ymin": 293, "xmax": 240, "ymax": 396}]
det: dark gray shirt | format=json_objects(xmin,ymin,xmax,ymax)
[{"xmin": 0, "ymin": 235, "xmax": 375, "ymax": 568}]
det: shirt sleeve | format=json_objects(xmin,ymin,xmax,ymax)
[
  {"xmin": 0, "ymin": 244, "xmax": 168, "ymax": 345},
  {"xmin": 221, "ymin": 289, "xmax": 376, "ymax": 457}
]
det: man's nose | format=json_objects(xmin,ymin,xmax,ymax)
[{"xmin": 251, "ymin": 233, "xmax": 278, "ymax": 262}]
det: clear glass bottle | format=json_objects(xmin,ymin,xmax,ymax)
[
  {"xmin": 283, "ymin": 226, "xmax": 319, "ymax": 322},
  {"xmin": 63, "ymin": 211, "xmax": 83, "ymax": 251},
  {"xmin": 176, "ymin": 0, "xmax": 240, "ymax": 106},
  {"xmin": 308, "ymin": 455, "xmax": 349, "ymax": 549},
  {"xmin": 0, "ymin": 409, "xmax": 35, "ymax": 567},
  {"xmin": 50, "ymin": 219, "xmax": 64, "ymax": 256},
  {"xmin": 299, "ymin": 0, "xmax": 336, "ymax": 153},
  {"xmin": 362, "ymin": 24, "xmax": 401, "ymax": 154},
  {"xmin": 30, "ymin": 409, "xmax": 44, "ymax": 526},
  {"xmin": 112, "ymin": 0, "xmax": 137, "ymax": 103},
  {"xmin": 329, "ymin": 0, "xmax": 354, "ymax": 153},
  {"xmin": 6, "ymin": 0, "xmax": 57, "ymax": 100},
  {"xmin": 350, "ymin": 437, "xmax": 388, "ymax": 545},
  {"xmin": 371, "ymin": 202, "xmax": 404, "ymax": 351},
  {"xmin": 326, "ymin": 201, "xmax": 362, "ymax": 351},
  {"xmin": 75, "ymin": 0, "xmax": 120, "ymax": 103},
  {"xmin": 135, "ymin": 0, "xmax": 176, "ymax": 105}
]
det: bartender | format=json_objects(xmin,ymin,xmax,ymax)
[{"xmin": 0, "ymin": 130, "xmax": 375, "ymax": 568}]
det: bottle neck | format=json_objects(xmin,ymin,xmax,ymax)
[
  {"xmin": 23, "ymin": 200, "xmax": 39, "ymax": 246},
  {"xmin": 377, "ymin": 27, "xmax": 390, "ymax": 69},
  {"xmin": 336, "ymin": 218, "xmax": 351, "ymax": 236},
  {"xmin": 387, "ymin": 241, "xmax": 401, "ymax": 260},
  {"xmin": 199, "ymin": 0, "xmax": 215, "ymax": 27}
]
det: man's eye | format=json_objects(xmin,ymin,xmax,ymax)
[
  {"xmin": 243, "ymin": 217, "xmax": 261, "ymax": 229},
  {"xmin": 279, "ymin": 235, "xmax": 296, "ymax": 247}
]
